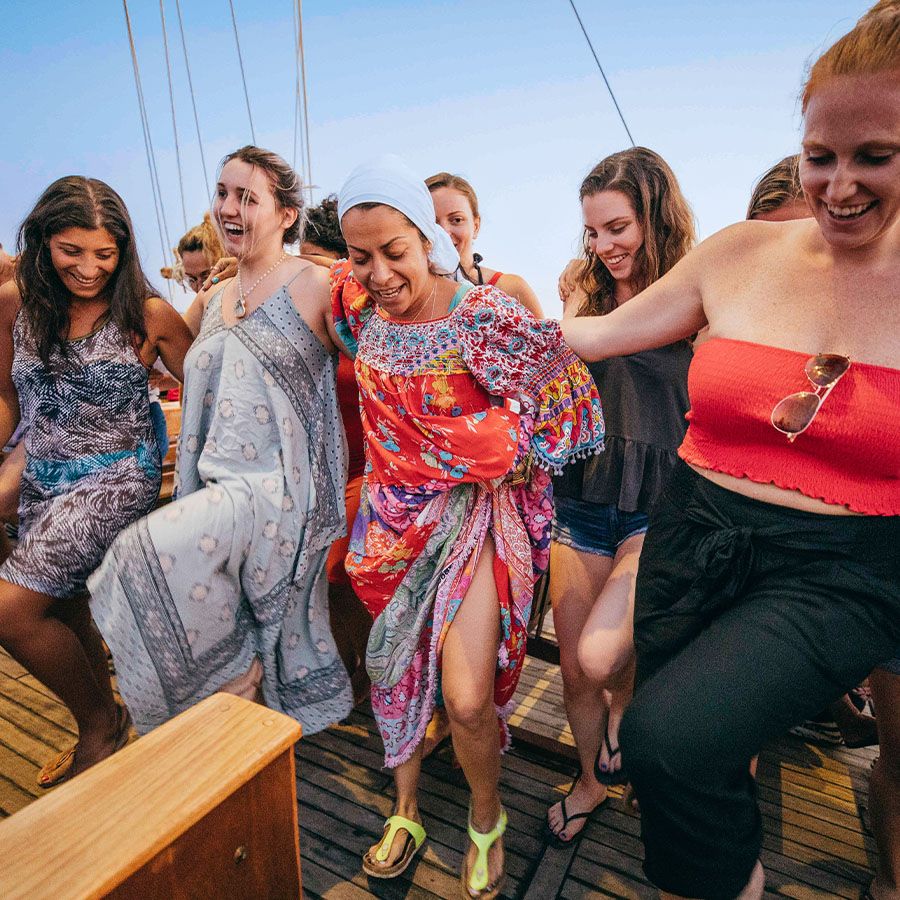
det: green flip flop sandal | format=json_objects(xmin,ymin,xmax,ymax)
[
  {"xmin": 362, "ymin": 814, "xmax": 426, "ymax": 879},
  {"xmin": 461, "ymin": 806, "xmax": 507, "ymax": 899}
]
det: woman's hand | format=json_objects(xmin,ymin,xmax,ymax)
[
  {"xmin": 202, "ymin": 256, "xmax": 238, "ymax": 291},
  {"xmin": 558, "ymin": 258, "xmax": 586, "ymax": 303}
]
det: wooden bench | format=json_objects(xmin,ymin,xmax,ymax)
[
  {"xmin": 0, "ymin": 694, "xmax": 303, "ymax": 899},
  {"xmin": 158, "ymin": 400, "xmax": 181, "ymax": 504}
]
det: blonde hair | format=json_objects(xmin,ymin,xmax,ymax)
[
  {"xmin": 747, "ymin": 155, "xmax": 802, "ymax": 220},
  {"xmin": 802, "ymin": 0, "xmax": 900, "ymax": 111},
  {"xmin": 161, "ymin": 213, "xmax": 225, "ymax": 284}
]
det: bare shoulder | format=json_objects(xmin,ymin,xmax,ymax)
[
  {"xmin": 495, "ymin": 272, "xmax": 542, "ymax": 316},
  {"xmin": 285, "ymin": 260, "xmax": 330, "ymax": 308},
  {"xmin": 0, "ymin": 280, "xmax": 21, "ymax": 327},
  {"xmin": 195, "ymin": 277, "xmax": 231, "ymax": 312}
]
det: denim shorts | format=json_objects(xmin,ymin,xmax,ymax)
[{"xmin": 551, "ymin": 496, "xmax": 649, "ymax": 557}]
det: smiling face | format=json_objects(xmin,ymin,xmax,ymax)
[
  {"xmin": 582, "ymin": 189, "xmax": 644, "ymax": 292},
  {"xmin": 341, "ymin": 204, "xmax": 434, "ymax": 319},
  {"xmin": 212, "ymin": 158, "xmax": 296, "ymax": 258},
  {"xmin": 430, "ymin": 186, "xmax": 479, "ymax": 263},
  {"xmin": 47, "ymin": 226, "xmax": 120, "ymax": 299},
  {"xmin": 800, "ymin": 73, "xmax": 900, "ymax": 252}
]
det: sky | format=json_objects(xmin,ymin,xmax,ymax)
[{"xmin": 0, "ymin": 0, "xmax": 871, "ymax": 315}]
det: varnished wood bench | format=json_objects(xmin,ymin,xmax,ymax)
[
  {"xmin": 158, "ymin": 400, "xmax": 181, "ymax": 504},
  {"xmin": 0, "ymin": 694, "xmax": 303, "ymax": 899}
]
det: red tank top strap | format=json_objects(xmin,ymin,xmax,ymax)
[{"xmin": 487, "ymin": 271, "xmax": 503, "ymax": 287}]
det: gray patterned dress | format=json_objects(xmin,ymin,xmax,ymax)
[
  {"xmin": 89, "ymin": 280, "xmax": 352, "ymax": 734},
  {"xmin": 0, "ymin": 312, "xmax": 161, "ymax": 598}
]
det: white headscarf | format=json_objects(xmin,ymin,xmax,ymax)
[{"xmin": 337, "ymin": 154, "xmax": 460, "ymax": 275}]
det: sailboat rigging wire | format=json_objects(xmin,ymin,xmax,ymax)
[
  {"xmin": 174, "ymin": 0, "xmax": 211, "ymax": 196},
  {"xmin": 121, "ymin": 0, "xmax": 175, "ymax": 301},
  {"xmin": 566, "ymin": 0, "xmax": 636, "ymax": 147},
  {"xmin": 297, "ymin": 0, "xmax": 313, "ymax": 189},
  {"xmin": 227, "ymin": 0, "xmax": 257, "ymax": 144},
  {"xmin": 159, "ymin": 0, "xmax": 188, "ymax": 232},
  {"xmin": 291, "ymin": 0, "xmax": 302, "ymax": 175}
]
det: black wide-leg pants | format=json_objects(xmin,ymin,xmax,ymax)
[{"xmin": 619, "ymin": 461, "xmax": 900, "ymax": 899}]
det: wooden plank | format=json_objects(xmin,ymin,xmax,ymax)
[
  {"xmin": 0, "ymin": 654, "xmax": 26, "ymax": 680},
  {"xmin": 0, "ymin": 694, "xmax": 301, "ymax": 899}
]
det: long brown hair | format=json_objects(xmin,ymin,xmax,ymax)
[
  {"xmin": 16, "ymin": 176, "xmax": 155, "ymax": 366},
  {"xmin": 575, "ymin": 147, "xmax": 695, "ymax": 316},
  {"xmin": 802, "ymin": 1, "xmax": 900, "ymax": 111}
]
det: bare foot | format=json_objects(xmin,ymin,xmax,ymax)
[
  {"xmin": 463, "ymin": 809, "xmax": 505, "ymax": 898},
  {"xmin": 363, "ymin": 806, "xmax": 422, "ymax": 874},
  {"xmin": 422, "ymin": 707, "xmax": 451, "ymax": 757},
  {"xmin": 547, "ymin": 773, "xmax": 607, "ymax": 841},
  {"xmin": 69, "ymin": 704, "xmax": 128, "ymax": 777},
  {"xmin": 596, "ymin": 711, "xmax": 624, "ymax": 780}
]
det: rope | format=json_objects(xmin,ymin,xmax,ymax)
[
  {"xmin": 121, "ymin": 0, "xmax": 174, "ymax": 301},
  {"xmin": 291, "ymin": 0, "xmax": 302, "ymax": 175},
  {"xmin": 174, "ymin": 0, "xmax": 211, "ymax": 198},
  {"xmin": 296, "ymin": 0, "xmax": 313, "ymax": 188},
  {"xmin": 566, "ymin": 0, "xmax": 636, "ymax": 147},
  {"xmin": 159, "ymin": 0, "xmax": 188, "ymax": 232},
  {"xmin": 228, "ymin": 0, "xmax": 256, "ymax": 143}
]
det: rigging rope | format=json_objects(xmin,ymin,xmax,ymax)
[
  {"xmin": 159, "ymin": 0, "xmax": 188, "ymax": 232},
  {"xmin": 174, "ymin": 0, "xmax": 211, "ymax": 201},
  {"xmin": 291, "ymin": 0, "xmax": 302, "ymax": 176},
  {"xmin": 121, "ymin": 0, "xmax": 174, "ymax": 301},
  {"xmin": 228, "ymin": 0, "xmax": 257, "ymax": 144},
  {"xmin": 296, "ymin": 0, "xmax": 313, "ymax": 188},
  {"xmin": 566, "ymin": 0, "xmax": 636, "ymax": 147}
]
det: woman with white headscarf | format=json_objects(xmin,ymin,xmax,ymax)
[{"xmin": 332, "ymin": 155, "xmax": 604, "ymax": 896}]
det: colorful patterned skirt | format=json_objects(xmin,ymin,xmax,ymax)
[{"xmin": 347, "ymin": 473, "xmax": 552, "ymax": 767}]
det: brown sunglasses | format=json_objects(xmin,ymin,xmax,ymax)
[{"xmin": 771, "ymin": 353, "xmax": 851, "ymax": 442}]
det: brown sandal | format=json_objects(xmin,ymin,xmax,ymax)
[{"xmin": 38, "ymin": 703, "xmax": 133, "ymax": 788}]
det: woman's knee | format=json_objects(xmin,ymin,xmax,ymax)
[
  {"xmin": 577, "ymin": 630, "xmax": 631, "ymax": 685},
  {"xmin": 444, "ymin": 684, "xmax": 495, "ymax": 733}
]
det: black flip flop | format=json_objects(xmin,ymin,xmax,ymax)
[
  {"xmin": 594, "ymin": 723, "xmax": 629, "ymax": 786},
  {"xmin": 546, "ymin": 777, "xmax": 607, "ymax": 844}
]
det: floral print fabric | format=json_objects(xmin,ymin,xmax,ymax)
[{"xmin": 332, "ymin": 262, "xmax": 604, "ymax": 765}]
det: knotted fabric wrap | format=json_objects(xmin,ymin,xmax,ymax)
[{"xmin": 337, "ymin": 154, "xmax": 460, "ymax": 275}]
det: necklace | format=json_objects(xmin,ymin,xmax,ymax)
[
  {"xmin": 412, "ymin": 276, "xmax": 439, "ymax": 322},
  {"xmin": 234, "ymin": 251, "xmax": 289, "ymax": 319}
]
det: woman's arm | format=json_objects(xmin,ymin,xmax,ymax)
[
  {"xmin": 144, "ymin": 297, "xmax": 194, "ymax": 383},
  {"xmin": 557, "ymin": 226, "xmax": 744, "ymax": 361},
  {"xmin": 0, "ymin": 282, "xmax": 21, "ymax": 448}
]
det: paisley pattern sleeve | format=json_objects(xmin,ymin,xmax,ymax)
[
  {"xmin": 330, "ymin": 259, "xmax": 376, "ymax": 359},
  {"xmin": 457, "ymin": 286, "xmax": 605, "ymax": 474}
]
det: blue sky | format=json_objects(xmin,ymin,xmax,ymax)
[{"xmin": 1, "ymin": 1, "xmax": 869, "ymax": 314}]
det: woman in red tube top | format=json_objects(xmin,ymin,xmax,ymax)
[{"xmin": 561, "ymin": 4, "xmax": 900, "ymax": 898}]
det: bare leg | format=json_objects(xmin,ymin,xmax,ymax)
[
  {"xmin": 578, "ymin": 533, "xmax": 644, "ymax": 778},
  {"xmin": 869, "ymin": 668, "xmax": 900, "ymax": 900},
  {"xmin": 0, "ymin": 580, "xmax": 118, "ymax": 774},
  {"xmin": 442, "ymin": 534, "xmax": 505, "ymax": 892},
  {"xmin": 546, "ymin": 540, "xmax": 612, "ymax": 840},
  {"xmin": 328, "ymin": 580, "xmax": 372, "ymax": 703},
  {"xmin": 51, "ymin": 595, "xmax": 116, "ymax": 711},
  {"xmin": 363, "ymin": 744, "xmax": 424, "ymax": 869}
]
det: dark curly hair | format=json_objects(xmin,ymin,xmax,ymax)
[
  {"xmin": 15, "ymin": 176, "xmax": 155, "ymax": 367},
  {"xmin": 303, "ymin": 195, "xmax": 347, "ymax": 257},
  {"xmin": 576, "ymin": 147, "xmax": 696, "ymax": 316},
  {"xmin": 219, "ymin": 145, "xmax": 305, "ymax": 244}
]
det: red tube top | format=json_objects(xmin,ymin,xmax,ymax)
[{"xmin": 679, "ymin": 337, "xmax": 900, "ymax": 515}]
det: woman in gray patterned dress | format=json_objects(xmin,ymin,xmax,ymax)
[
  {"xmin": 0, "ymin": 176, "xmax": 193, "ymax": 781},
  {"xmin": 90, "ymin": 146, "xmax": 353, "ymax": 735}
]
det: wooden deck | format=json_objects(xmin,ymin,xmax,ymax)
[{"xmin": 0, "ymin": 650, "xmax": 878, "ymax": 899}]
